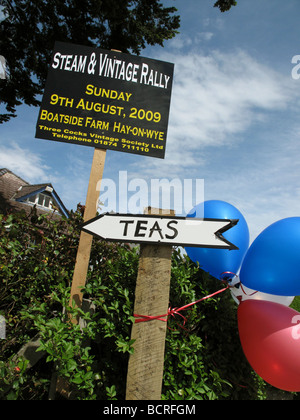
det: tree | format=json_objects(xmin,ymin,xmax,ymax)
[
  {"xmin": 214, "ymin": 0, "xmax": 237, "ymax": 13},
  {"xmin": 0, "ymin": 0, "xmax": 180, "ymax": 123},
  {"xmin": 0, "ymin": 0, "xmax": 237, "ymax": 123}
]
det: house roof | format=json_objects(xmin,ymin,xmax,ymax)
[
  {"xmin": 0, "ymin": 168, "xmax": 69, "ymax": 218},
  {"xmin": 14, "ymin": 184, "xmax": 51, "ymax": 200}
]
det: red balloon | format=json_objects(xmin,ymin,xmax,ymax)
[{"xmin": 238, "ymin": 300, "xmax": 300, "ymax": 392}]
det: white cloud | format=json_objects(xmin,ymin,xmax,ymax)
[
  {"xmin": 135, "ymin": 48, "xmax": 295, "ymax": 179},
  {"xmin": 168, "ymin": 49, "xmax": 293, "ymax": 147},
  {"xmin": 203, "ymin": 122, "xmax": 300, "ymax": 242},
  {"xmin": 0, "ymin": 142, "xmax": 50, "ymax": 182},
  {"xmin": 198, "ymin": 32, "xmax": 214, "ymax": 41},
  {"xmin": 166, "ymin": 31, "xmax": 214, "ymax": 51}
]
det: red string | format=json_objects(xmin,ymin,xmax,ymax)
[
  {"xmin": 134, "ymin": 284, "xmax": 229, "ymax": 329},
  {"xmin": 220, "ymin": 271, "xmax": 237, "ymax": 280},
  {"xmin": 239, "ymin": 283, "xmax": 258, "ymax": 297}
]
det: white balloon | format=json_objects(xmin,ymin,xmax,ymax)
[{"xmin": 230, "ymin": 281, "xmax": 294, "ymax": 307}]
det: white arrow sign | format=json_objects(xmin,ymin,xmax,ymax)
[{"xmin": 81, "ymin": 213, "xmax": 239, "ymax": 249}]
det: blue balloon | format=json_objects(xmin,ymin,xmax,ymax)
[
  {"xmin": 240, "ymin": 217, "xmax": 300, "ymax": 296},
  {"xmin": 185, "ymin": 200, "xmax": 250, "ymax": 280}
]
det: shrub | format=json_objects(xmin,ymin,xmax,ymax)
[{"xmin": 0, "ymin": 210, "xmax": 287, "ymax": 400}]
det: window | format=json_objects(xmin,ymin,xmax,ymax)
[
  {"xmin": 26, "ymin": 193, "xmax": 57, "ymax": 211},
  {"xmin": 28, "ymin": 194, "xmax": 37, "ymax": 204}
]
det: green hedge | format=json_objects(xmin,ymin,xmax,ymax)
[{"xmin": 0, "ymin": 210, "xmax": 295, "ymax": 400}]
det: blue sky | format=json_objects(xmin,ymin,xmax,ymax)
[{"xmin": 1, "ymin": 0, "xmax": 300, "ymax": 242}]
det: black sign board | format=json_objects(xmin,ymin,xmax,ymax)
[{"xmin": 35, "ymin": 42, "xmax": 174, "ymax": 159}]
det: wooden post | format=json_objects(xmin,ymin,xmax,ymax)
[
  {"xmin": 53, "ymin": 148, "xmax": 106, "ymax": 397},
  {"xmin": 69, "ymin": 148, "xmax": 106, "ymax": 313},
  {"xmin": 126, "ymin": 207, "xmax": 174, "ymax": 400}
]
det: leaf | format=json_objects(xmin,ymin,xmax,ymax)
[
  {"xmin": 66, "ymin": 359, "xmax": 77, "ymax": 371},
  {"xmin": 72, "ymin": 374, "xmax": 83, "ymax": 385}
]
